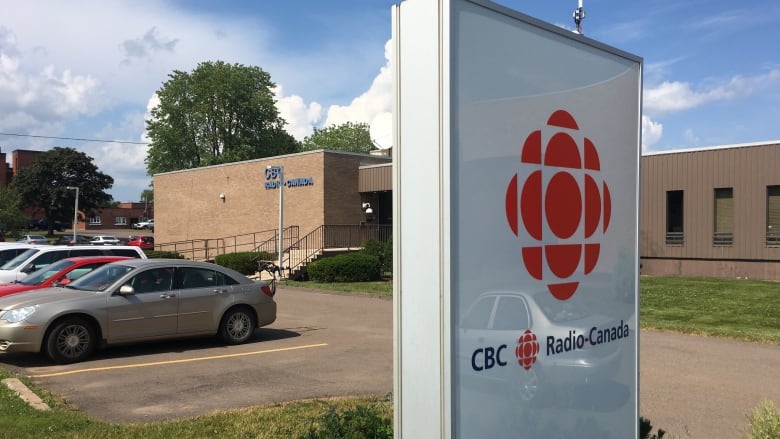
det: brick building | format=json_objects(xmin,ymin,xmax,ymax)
[{"xmin": 153, "ymin": 150, "xmax": 392, "ymax": 263}]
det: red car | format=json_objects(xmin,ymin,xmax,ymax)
[
  {"xmin": 0, "ymin": 256, "xmax": 131, "ymax": 297},
  {"xmin": 127, "ymin": 235, "xmax": 154, "ymax": 250}
]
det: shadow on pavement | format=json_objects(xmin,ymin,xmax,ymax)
[{"xmin": 0, "ymin": 328, "xmax": 301, "ymax": 369}]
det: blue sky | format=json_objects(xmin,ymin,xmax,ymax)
[{"xmin": 0, "ymin": 0, "xmax": 778, "ymax": 202}]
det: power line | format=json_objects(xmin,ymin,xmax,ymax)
[{"xmin": 0, "ymin": 132, "xmax": 150, "ymax": 145}]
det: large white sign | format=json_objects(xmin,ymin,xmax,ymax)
[{"xmin": 394, "ymin": 0, "xmax": 641, "ymax": 438}]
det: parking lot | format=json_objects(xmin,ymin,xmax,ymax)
[
  {"xmin": 0, "ymin": 286, "xmax": 393, "ymax": 423},
  {"xmin": 0, "ymin": 281, "xmax": 777, "ymax": 438}
]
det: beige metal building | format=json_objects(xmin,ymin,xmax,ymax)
[
  {"xmin": 640, "ymin": 141, "xmax": 780, "ymax": 279},
  {"xmin": 153, "ymin": 150, "xmax": 391, "ymax": 273}
]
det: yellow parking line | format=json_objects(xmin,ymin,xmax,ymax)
[{"xmin": 30, "ymin": 343, "xmax": 328, "ymax": 378}]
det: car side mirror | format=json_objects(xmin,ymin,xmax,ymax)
[
  {"xmin": 21, "ymin": 264, "xmax": 35, "ymax": 274},
  {"xmin": 56, "ymin": 278, "xmax": 72, "ymax": 286},
  {"xmin": 119, "ymin": 285, "xmax": 135, "ymax": 295}
]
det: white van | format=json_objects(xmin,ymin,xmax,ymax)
[
  {"xmin": 0, "ymin": 244, "xmax": 37, "ymax": 268},
  {"xmin": 0, "ymin": 245, "xmax": 147, "ymax": 282}
]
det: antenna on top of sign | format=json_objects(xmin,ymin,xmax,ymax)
[{"xmin": 573, "ymin": 0, "xmax": 585, "ymax": 34}]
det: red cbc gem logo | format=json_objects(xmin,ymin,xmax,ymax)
[
  {"xmin": 505, "ymin": 109, "xmax": 611, "ymax": 301},
  {"xmin": 515, "ymin": 329, "xmax": 539, "ymax": 371}
]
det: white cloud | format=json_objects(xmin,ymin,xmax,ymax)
[
  {"xmin": 0, "ymin": 25, "xmax": 105, "ymax": 134},
  {"xmin": 274, "ymin": 85, "xmax": 323, "ymax": 141},
  {"xmin": 644, "ymin": 69, "xmax": 780, "ymax": 115},
  {"xmin": 87, "ymin": 109, "xmax": 150, "ymax": 202},
  {"xmin": 323, "ymin": 40, "xmax": 393, "ymax": 138},
  {"xmin": 641, "ymin": 115, "xmax": 663, "ymax": 152},
  {"xmin": 119, "ymin": 27, "xmax": 179, "ymax": 65},
  {"xmin": 141, "ymin": 94, "xmax": 159, "ymax": 144},
  {"xmin": 273, "ymin": 39, "xmax": 393, "ymax": 146},
  {"xmin": 683, "ymin": 129, "xmax": 700, "ymax": 145}
]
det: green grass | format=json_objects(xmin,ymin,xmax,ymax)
[
  {"xmin": 640, "ymin": 276, "xmax": 780, "ymax": 345},
  {"xmin": 0, "ymin": 371, "xmax": 391, "ymax": 439},
  {"xmin": 286, "ymin": 275, "xmax": 780, "ymax": 344},
  {"xmin": 283, "ymin": 279, "xmax": 393, "ymax": 297}
]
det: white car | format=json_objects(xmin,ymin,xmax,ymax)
[
  {"xmin": 90, "ymin": 235, "xmax": 120, "ymax": 245},
  {"xmin": 0, "ymin": 245, "xmax": 147, "ymax": 283},
  {"xmin": 16, "ymin": 235, "xmax": 50, "ymax": 245},
  {"xmin": 133, "ymin": 219, "xmax": 154, "ymax": 230}
]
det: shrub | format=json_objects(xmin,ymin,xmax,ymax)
[
  {"xmin": 639, "ymin": 417, "xmax": 666, "ymax": 439},
  {"xmin": 308, "ymin": 252, "xmax": 381, "ymax": 283},
  {"xmin": 299, "ymin": 398, "xmax": 393, "ymax": 439},
  {"xmin": 361, "ymin": 239, "xmax": 392, "ymax": 277},
  {"xmin": 144, "ymin": 250, "xmax": 184, "ymax": 259},
  {"xmin": 744, "ymin": 400, "xmax": 780, "ymax": 439},
  {"xmin": 214, "ymin": 251, "xmax": 272, "ymax": 275}
]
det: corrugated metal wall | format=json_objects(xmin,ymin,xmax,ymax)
[
  {"xmin": 640, "ymin": 142, "xmax": 780, "ymax": 267},
  {"xmin": 359, "ymin": 163, "xmax": 392, "ymax": 192}
]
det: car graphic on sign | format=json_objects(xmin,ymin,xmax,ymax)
[{"xmin": 459, "ymin": 290, "xmax": 627, "ymax": 403}]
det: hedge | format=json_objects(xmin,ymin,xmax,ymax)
[
  {"xmin": 307, "ymin": 252, "xmax": 381, "ymax": 283},
  {"xmin": 214, "ymin": 251, "xmax": 273, "ymax": 275}
]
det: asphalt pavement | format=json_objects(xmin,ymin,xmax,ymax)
[{"xmin": 639, "ymin": 330, "xmax": 780, "ymax": 438}]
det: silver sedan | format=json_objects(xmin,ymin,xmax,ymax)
[{"xmin": 0, "ymin": 259, "xmax": 276, "ymax": 363}]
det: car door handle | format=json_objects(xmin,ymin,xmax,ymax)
[
  {"xmin": 213, "ymin": 288, "xmax": 227, "ymax": 294},
  {"xmin": 159, "ymin": 293, "xmax": 176, "ymax": 299}
]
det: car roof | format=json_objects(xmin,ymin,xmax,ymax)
[
  {"xmin": 116, "ymin": 258, "xmax": 217, "ymax": 268},
  {"xmin": 38, "ymin": 245, "xmax": 143, "ymax": 253},
  {"xmin": 60, "ymin": 256, "xmax": 133, "ymax": 264},
  {"xmin": 113, "ymin": 259, "xmax": 250, "ymax": 280}
]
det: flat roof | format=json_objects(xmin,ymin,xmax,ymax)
[
  {"xmin": 154, "ymin": 149, "xmax": 390, "ymax": 177},
  {"xmin": 643, "ymin": 139, "xmax": 780, "ymax": 157}
]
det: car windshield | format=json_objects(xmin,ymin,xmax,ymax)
[
  {"xmin": 532, "ymin": 290, "xmax": 590, "ymax": 323},
  {"xmin": 66, "ymin": 263, "xmax": 135, "ymax": 292},
  {"xmin": 1, "ymin": 249, "xmax": 40, "ymax": 270},
  {"xmin": 19, "ymin": 259, "xmax": 75, "ymax": 286}
]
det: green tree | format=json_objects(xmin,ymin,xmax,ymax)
[
  {"xmin": 0, "ymin": 187, "xmax": 27, "ymax": 236},
  {"xmin": 301, "ymin": 122, "xmax": 375, "ymax": 154},
  {"xmin": 140, "ymin": 188, "xmax": 153, "ymax": 219},
  {"xmin": 11, "ymin": 147, "xmax": 113, "ymax": 235},
  {"xmin": 145, "ymin": 61, "xmax": 300, "ymax": 175}
]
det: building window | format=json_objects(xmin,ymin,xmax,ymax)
[
  {"xmin": 666, "ymin": 190, "xmax": 684, "ymax": 245},
  {"xmin": 89, "ymin": 216, "xmax": 102, "ymax": 225},
  {"xmin": 115, "ymin": 217, "xmax": 127, "ymax": 226},
  {"xmin": 767, "ymin": 186, "xmax": 780, "ymax": 246},
  {"xmin": 713, "ymin": 188, "xmax": 733, "ymax": 246}
]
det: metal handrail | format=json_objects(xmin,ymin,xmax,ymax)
[
  {"xmin": 156, "ymin": 226, "xmax": 298, "ymax": 261},
  {"xmin": 156, "ymin": 224, "xmax": 391, "ymax": 275},
  {"xmin": 285, "ymin": 224, "xmax": 392, "ymax": 275}
]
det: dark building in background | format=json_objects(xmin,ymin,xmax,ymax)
[{"xmin": 0, "ymin": 148, "xmax": 151, "ymax": 231}]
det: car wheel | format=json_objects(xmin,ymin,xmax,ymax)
[
  {"xmin": 44, "ymin": 317, "xmax": 96, "ymax": 364},
  {"xmin": 515, "ymin": 367, "xmax": 541, "ymax": 403},
  {"xmin": 218, "ymin": 307, "xmax": 256, "ymax": 344}
]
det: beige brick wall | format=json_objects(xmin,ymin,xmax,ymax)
[
  {"xmin": 324, "ymin": 154, "xmax": 376, "ymax": 225},
  {"xmin": 153, "ymin": 150, "xmax": 390, "ymax": 252}
]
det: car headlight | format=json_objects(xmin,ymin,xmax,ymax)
[{"xmin": 0, "ymin": 306, "xmax": 38, "ymax": 323}]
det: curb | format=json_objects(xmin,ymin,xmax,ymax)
[{"xmin": 2, "ymin": 378, "xmax": 50, "ymax": 411}]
